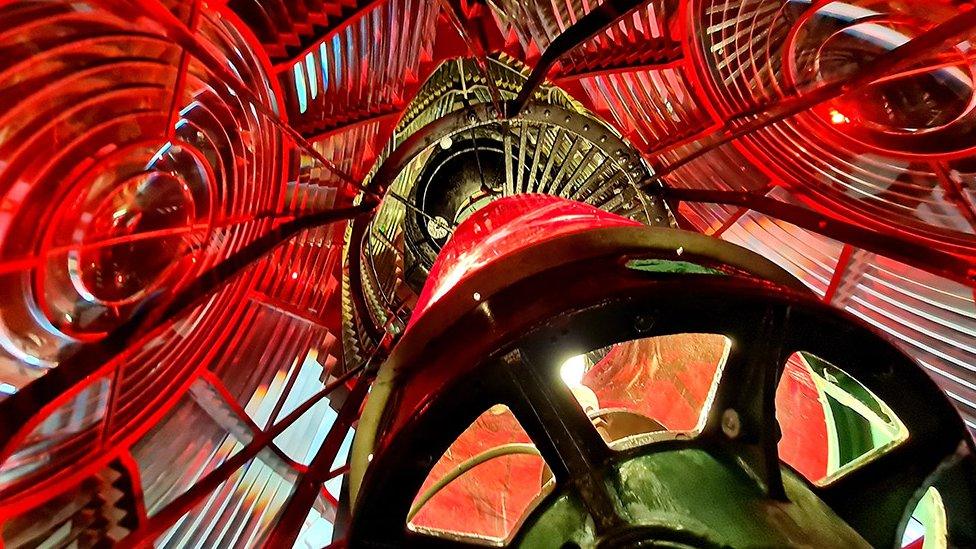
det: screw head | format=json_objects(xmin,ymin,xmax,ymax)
[
  {"xmin": 721, "ymin": 408, "xmax": 741, "ymax": 439},
  {"xmin": 634, "ymin": 315, "xmax": 654, "ymax": 334}
]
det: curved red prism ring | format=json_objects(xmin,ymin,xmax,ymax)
[{"xmin": 412, "ymin": 195, "xmax": 644, "ymax": 326}]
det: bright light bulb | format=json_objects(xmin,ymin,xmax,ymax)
[
  {"xmin": 829, "ymin": 108, "xmax": 849, "ymax": 125},
  {"xmin": 560, "ymin": 354, "xmax": 587, "ymax": 386}
]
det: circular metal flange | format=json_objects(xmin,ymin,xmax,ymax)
[
  {"xmin": 346, "ymin": 223, "xmax": 976, "ymax": 548},
  {"xmin": 345, "ymin": 101, "xmax": 671, "ymax": 365}
]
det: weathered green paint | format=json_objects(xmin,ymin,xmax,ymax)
[
  {"xmin": 801, "ymin": 352, "xmax": 908, "ymax": 484},
  {"xmin": 518, "ymin": 494, "xmax": 597, "ymax": 549},
  {"xmin": 625, "ymin": 259, "xmax": 722, "ymax": 275},
  {"xmin": 517, "ymin": 449, "xmax": 870, "ymax": 548}
]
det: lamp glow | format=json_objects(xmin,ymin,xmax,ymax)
[
  {"xmin": 560, "ymin": 354, "xmax": 587, "ymax": 386},
  {"xmin": 829, "ymin": 108, "xmax": 850, "ymax": 125}
]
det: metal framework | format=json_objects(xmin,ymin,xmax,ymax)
[{"xmin": 0, "ymin": 0, "xmax": 974, "ymax": 546}]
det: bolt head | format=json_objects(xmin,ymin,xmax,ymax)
[{"xmin": 721, "ymin": 408, "xmax": 741, "ymax": 439}]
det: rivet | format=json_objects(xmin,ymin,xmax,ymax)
[{"xmin": 722, "ymin": 409, "xmax": 741, "ymax": 439}]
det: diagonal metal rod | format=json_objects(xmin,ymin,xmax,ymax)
[
  {"xmin": 932, "ymin": 161, "xmax": 976, "ymax": 231},
  {"xmin": 437, "ymin": 0, "xmax": 506, "ymax": 118},
  {"xmin": 386, "ymin": 191, "xmax": 456, "ymax": 235},
  {"xmin": 0, "ymin": 202, "xmax": 376, "ymax": 450},
  {"xmin": 470, "ymin": 121, "xmax": 490, "ymax": 192},
  {"xmin": 0, "ymin": 209, "xmax": 347, "ymax": 277},
  {"xmin": 641, "ymin": 6, "xmax": 976, "ymax": 189},
  {"xmin": 261, "ymin": 363, "xmax": 374, "ymax": 547},
  {"xmin": 509, "ymin": 0, "xmax": 651, "ymax": 116},
  {"xmin": 122, "ymin": 316, "xmax": 398, "ymax": 548},
  {"xmin": 458, "ymin": 94, "xmax": 492, "ymax": 195},
  {"xmin": 659, "ymin": 187, "xmax": 976, "ymax": 287},
  {"xmin": 99, "ymin": 0, "xmax": 374, "ymax": 196},
  {"xmin": 116, "ymin": 358, "xmax": 376, "ymax": 548}
]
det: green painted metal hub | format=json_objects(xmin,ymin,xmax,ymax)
[{"xmin": 518, "ymin": 449, "xmax": 869, "ymax": 548}]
